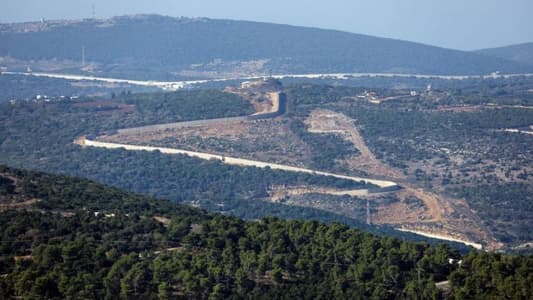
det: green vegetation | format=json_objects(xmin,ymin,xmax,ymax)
[
  {"xmin": 347, "ymin": 107, "xmax": 533, "ymax": 242},
  {"xmin": 0, "ymin": 166, "xmax": 531, "ymax": 299},
  {"xmin": 0, "ymin": 74, "xmax": 156, "ymax": 102},
  {"xmin": 350, "ymin": 107, "xmax": 532, "ymax": 166},
  {"xmin": 0, "ymin": 89, "xmax": 406, "ymax": 240},
  {"xmin": 257, "ymin": 81, "xmax": 533, "ymax": 247},
  {"xmin": 1, "ymin": 80, "xmax": 533, "ymax": 246},
  {"xmin": 285, "ymin": 82, "xmax": 533, "ymax": 245},
  {"xmin": 451, "ymin": 183, "xmax": 533, "ymax": 243},
  {"xmin": 449, "ymin": 252, "xmax": 533, "ymax": 299},
  {"xmin": 112, "ymin": 89, "xmax": 255, "ymax": 127},
  {"xmin": 290, "ymin": 119, "xmax": 360, "ymax": 171}
]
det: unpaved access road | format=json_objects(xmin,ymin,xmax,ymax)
[{"xmin": 306, "ymin": 109, "xmax": 404, "ymax": 179}]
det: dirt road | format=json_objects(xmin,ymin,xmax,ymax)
[
  {"xmin": 302, "ymin": 109, "xmax": 501, "ymax": 249},
  {"xmin": 79, "ymin": 138, "xmax": 398, "ymax": 188}
]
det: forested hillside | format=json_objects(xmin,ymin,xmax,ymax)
[
  {"xmin": 0, "ymin": 166, "xmax": 531, "ymax": 299},
  {"xmin": 1, "ymin": 80, "xmax": 532, "ymax": 248},
  {"xmin": 285, "ymin": 81, "xmax": 533, "ymax": 246},
  {"xmin": 0, "ymin": 88, "xmax": 415, "ymax": 241},
  {"xmin": 1, "ymin": 15, "xmax": 532, "ymax": 79}
]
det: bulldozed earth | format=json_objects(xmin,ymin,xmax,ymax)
[{"xmin": 97, "ymin": 80, "xmax": 501, "ymax": 250}]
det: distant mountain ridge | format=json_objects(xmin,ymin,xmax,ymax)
[
  {"xmin": 1, "ymin": 14, "xmax": 532, "ymax": 79},
  {"xmin": 476, "ymin": 42, "xmax": 533, "ymax": 66}
]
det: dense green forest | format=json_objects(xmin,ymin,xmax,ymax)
[
  {"xmin": 0, "ymin": 166, "xmax": 531, "ymax": 299},
  {"xmin": 2, "ymin": 15, "xmax": 532, "ymax": 79}
]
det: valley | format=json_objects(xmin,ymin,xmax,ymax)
[
  {"xmin": 1, "ymin": 9, "xmax": 533, "ymax": 299},
  {"xmin": 72, "ymin": 79, "xmax": 524, "ymax": 251}
]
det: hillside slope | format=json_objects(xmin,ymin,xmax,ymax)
[
  {"xmin": 1, "ymin": 15, "xmax": 532, "ymax": 79},
  {"xmin": 1, "ymin": 165, "xmax": 532, "ymax": 299},
  {"xmin": 476, "ymin": 42, "xmax": 533, "ymax": 66}
]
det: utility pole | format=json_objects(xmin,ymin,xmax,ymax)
[
  {"xmin": 366, "ymin": 199, "xmax": 371, "ymax": 225},
  {"xmin": 92, "ymin": 3, "xmax": 96, "ymax": 19}
]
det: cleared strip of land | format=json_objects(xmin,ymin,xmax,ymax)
[
  {"xmin": 396, "ymin": 228, "xmax": 483, "ymax": 249},
  {"xmin": 79, "ymin": 138, "xmax": 398, "ymax": 188},
  {"xmin": 116, "ymin": 92, "xmax": 285, "ymax": 135},
  {"xmin": 116, "ymin": 116, "xmax": 249, "ymax": 135}
]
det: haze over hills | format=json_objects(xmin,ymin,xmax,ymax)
[
  {"xmin": 476, "ymin": 42, "xmax": 533, "ymax": 66},
  {"xmin": 1, "ymin": 14, "xmax": 532, "ymax": 80},
  {"xmin": 1, "ymin": 4, "xmax": 533, "ymax": 298}
]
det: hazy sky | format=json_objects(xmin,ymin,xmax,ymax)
[{"xmin": 1, "ymin": 0, "xmax": 532, "ymax": 50}]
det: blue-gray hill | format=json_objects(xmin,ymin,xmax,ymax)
[
  {"xmin": 1, "ymin": 14, "xmax": 532, "ymax": 79},
  {"xmin": 476, "ymin": 42, "xmax": 533, "ymax": 66}
]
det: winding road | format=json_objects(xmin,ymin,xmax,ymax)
[
  {"xmin": 5, "ymin": 71, "xmax": 533, "ymax": 91},
  {"xmin": 78, "ymin": 138, "xmax": 397, "ymax": 188}
]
